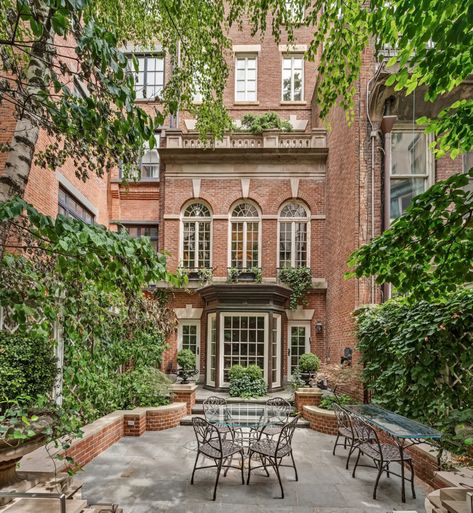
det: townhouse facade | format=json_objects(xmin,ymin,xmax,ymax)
[{"xmin": 1, "ymin": 23, "xmax": 471, "ymax": 390}]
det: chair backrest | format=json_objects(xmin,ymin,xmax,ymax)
[
  {"xmin": 266, "ymin": 397, "xmax": 292, "ymax": 423},
  {"xmin": 333, "ymin": 403, "xmax": 353, "ymax": 434},
  {"xmin": 275, "ymin": 415, "xmax": 299, "ymax": 456},
  {"xmin": 203, "ymin": 396, "xmax": 227, "ymax": 418},
  {"xmin": 350, "ymin": 415, "xmax": 383, "ymax": 454},
  {"xmin": 192, "ymin": 417, "xmax": 223, "ymax": 455}
]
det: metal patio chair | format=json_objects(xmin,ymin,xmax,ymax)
[
  {"xmin": 258, "ymin": 397, "xmax": 293, "ymax": 439},
  {"xmin": 191, "ymin": 417, "xmax": 245, "ymax": 501},
  {"xmin": 247, "ymin": 415, "xmax": 299, "ymax": 499},
  {"xmin": 332, "ymin": 403, "xmax": 358, "ymax": 469},
  {"xmin": 350, "ymin": 415, "xmax": 416, "ymax": 501},
  {"xmin": 203, "ymin": 395, "xmax": 233, "ymax": 438}
]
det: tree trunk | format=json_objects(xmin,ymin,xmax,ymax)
[{"xmin": 0, "ymin": 2, "xmax": 54, "ymax": 204}]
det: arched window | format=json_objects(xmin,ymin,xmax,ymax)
[
  {"xmin": 181, "ymin": 202, "xmax": 212, "ymax": 269},
  {"xmin": 279, "ymin": 202, "xmax": 309, "ymax": 268},
  {"xmin": 230, "ymin": 202, "xmax": 260, "ymax": 269}
]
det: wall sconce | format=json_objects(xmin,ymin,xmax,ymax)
[{"xmin": 315, "ymin": 321, "xmax": 323, "ymax": 334}]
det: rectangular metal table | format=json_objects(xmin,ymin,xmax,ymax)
[{"xmin": 344, "ymin": 403, "xmax": 442, "ymax": 502}]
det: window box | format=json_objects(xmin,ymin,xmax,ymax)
[{"xmin": 227, "ymin": 267, "xmax": 262, "ymax": 283}]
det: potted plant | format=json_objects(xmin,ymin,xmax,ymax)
[
  {"xmin": 176, "ymin": 349, "xmax": 198, "ymax": 384},
  {"xmin": 298, "ymin": 352, "xmax": 320, "ymax": 386},
  {"xmin": 228, "ymin": 267, "xmax": 262, "ymax": 283}
]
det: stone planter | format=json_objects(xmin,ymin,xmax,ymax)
[
  {"xmin": 170, "ymin": 383, "xmax": 198, "ymax": 414},
  {"xmin": 294, "ymin": 388, "xmax": 322, "ymax": 413}
]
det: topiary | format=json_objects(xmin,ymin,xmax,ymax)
[
  {"xmin": 0, "ymin": 331, "xmax": 57, "ymax": 408},
  {"xmin": 177, "ymin": 349, "xmax": 196, "ymax": 370},
  {"xmin": 299, "ymin": 352, "xmax": 320, "ymax": 373}
]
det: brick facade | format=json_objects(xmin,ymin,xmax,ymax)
[{"xmin": 0, "ymin": 24, "xmax": 466, "ymax": 390}]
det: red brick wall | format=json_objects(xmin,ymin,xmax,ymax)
[
  {"xmin": 146, "ymin": 404, "xmax": 187, "ymax": 430},
  {"xmin": 302, "ymin": 405, "xmax": 338, "ymax": 435},
  {"xmin": 294, "ymin": 391, "xmax": 322, "ymax": 413}
]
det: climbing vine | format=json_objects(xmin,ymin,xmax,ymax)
[{"xmin": 278, "ymin": 267, "xmax": 312, "ymax": 309}]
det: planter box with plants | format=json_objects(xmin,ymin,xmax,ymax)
[
  {"xmin": 182, "ymin": 268, "xmax": 213, "ymax": 284},
  {"xmin": 227, "ymin": 267, "xmax": 262, "ymax": 283}
]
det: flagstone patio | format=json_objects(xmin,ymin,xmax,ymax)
[{"xmin": 81, "ymin": 426, "xmax": 429, "ymax": 513}]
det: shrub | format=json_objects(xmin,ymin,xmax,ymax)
[
  {"xmin": 0, "ymin": 331, "xmax": 57, "ymax": 407},
  {"xmin": 228, "ymin": 365, "xmax": 267, "ymax": 398},
  {"xmin": 319, "ymin": 394, "xmax": 354, "ymax": 410},
  {"xmin": 289, "ymin": 366, "xmax": 305, "ymax": 391},
  {"xmin": 240, "ymin": 112, "xmax": 292, "ymax": 134},
  {"xmin": 123, "ymin": 367, "xmax": 171, "ymax": 408},
  {"xmin": 177, "ymin": 349, "xmax": 196, "ymax": 370},
  {"xmin": 356, "ymin": 289, "xmax": 473, "ymax": 454},
  {"xmin": 299, "ymin": 353, "xmax": 320, "ymax": 373}
]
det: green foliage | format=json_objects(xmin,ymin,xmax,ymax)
[
  {"xmin": 319, "ymin": 394, "xmax": 353, "ymax": 411},
  {"xmin": 278, "ymin": 267, "xmax": 312, "ymax": 309},
  {"xmin": 122, "ymin": 367, "xmax": 171, "ymax": 409},
  {"xmin": 356, "ymin": 290, "xmax": 473, "ymax": 453},
  {"xmin": 177, "ymin": 349, "xmax": 196, "ymax": 371},
  {"xmin": 289, "ymin": 366, "xmax": 305, "ymax": 391},
  {"xmin": 228, "ymin": 365, "xmax": 267, "ymax": 398},
  {"xmin": 227, "ymin": 267, "xmax": 262, "ymax": 283},
  {"xmin": 298, "ymin": 353, "xmax": 320, "ymax": 373},
  {"xmin": 0, "ymin": 332, "xmax": 57, "ymax": 406},
  {"xmin": 0, "ymin": 198, "xmax": 180, "ymax": 426},
  {"xmin": 348, "ymin": 170, "xmax": 473, "ymax": 300},
  {"xmin": 239, "ymin": 112, "xmax": 293, "ymax": 134}
]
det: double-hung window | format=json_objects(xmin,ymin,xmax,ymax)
[
  {"xmin": 139, "ymin": 134, "xmax": 160, "ymax": 179},
  {"xmin": 182, "ymin": 203, "xmax": 212, "ymax": 269},
  {"xmin": 58, "ymin": 187, "xmax": 94, "ymax": 224},
  {"xmin": 230, "ymin": 202, "xmax": 260, "ymax": 269},
  {"xmin": 282, "ymin": 55, "xmax": 304, "ymax": 101},
  {"xmin": 279, "ymin": 202, "xmax": 309, "ymax": 268},
  {"xmin": 235, "ymin": 55, "xmax": 257, "ymax": 102},
  {"xmin": 129, "ymin": 54, "xmax": 164, "ymax": 100},
  {"xmin": 389, "ymin": 130, "xmax": 433, "ymax": 221}
]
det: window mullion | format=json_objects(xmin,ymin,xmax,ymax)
[
  {"xmin": 291, "ymin": 221, "xmax": 296, "ymax": 267},
  {"xmin": 195, "ymin": 221, "xmax": 199, "ymax": 268},
  {"xmin": 243, "ymin": 221, "xmax": 248, "ymax": 268},
  {"xmin": 291, "ymin": 58, "xmax": 295, "ymax": 101}
]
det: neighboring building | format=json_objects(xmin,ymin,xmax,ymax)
[{"xmin": 0, "ymin": 24, "xmax": 470, "ymax": 391}]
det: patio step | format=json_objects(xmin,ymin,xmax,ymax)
[
  {"xmin": 195, "ymin": 397, "xmax": 294, "ymax": 406},
  {"xmin": 180, "ymin": 414, "xmax": 310, "ymax": 428}
]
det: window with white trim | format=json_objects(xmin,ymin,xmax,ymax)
[
  {"xmin": 235, "ymin": 55, "xmax": 257, "ymax": 102},
  {"xmin": 128, "ymin": 54, "xmax": 164, "ymax": 100},
  {"xmin": 139, "ymin": 135, "xmax": 160, "ymax": 179},
  {"xmin": 230, "ymin": 202, "xmax": 260, "ymax": 269},
  {"xmin": 390, "ymin": 130, "xmax": 432, "ymax": 220},
  {"xmin": 182, "ymin": 203, "xmax": 212, "ymax": 269},
  {"xmin": 282, "ymin": 55, "xmax": 304, "ymax": 102},
  {"xmin": 279, "ymin": 202, "xmax": 309, "ymax": 268}
]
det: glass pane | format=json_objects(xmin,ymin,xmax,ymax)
[
  {"xmin": 390, "ymin": 177, "xmax": 426, "ymax": 219},
  {"xmin": 391, "ymin": 132, "xmax": 427, "ymax": 175}
]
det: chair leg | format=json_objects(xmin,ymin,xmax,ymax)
[
  {"xmin": 373, "ymin": 461, "xmax": 383, "ymax": 500},
  {"xmin": 272, "ymin": 458, "xmax": 284, "ymax": 499},
  {"xmin": 332, "ymin": 433, "xmax": 340, "ymax": 455},
  {"xmin": 290, "ymin": 451, "xmax": 298, "ymax": 481},
  {"xmin": 190, "ymin": 451, "xmax": 200, "ymax": 485},
  {"xmin": 408, "ymin": 460, "xmax": 416, "ymax": 499},
  {"xmin": 352, "ymin": 449, "xmax": 361, "ymax": 478},
  {"xmin": 343, "ymin": 437, "xmax": 347, "ymax": 449},
  {"xmin": 246, "ymin": 450, "xmax": 253, "ymax": 485},
  {"xmin": 224, "ymin": 454, "xmax": 232, "ymax": 477},
  {"xmin": 262, "ymin": 456, "xmax": 270, "ymax": 477},
  {"xmin": 240, "ymin": 450, "xmax": 245, "ymax": 485},
  {"xmin": 213, "ymin": 460, "xmax": 223, "ymax": 501},
  {"xmin": 346, "ymin": 439, "xmax": 355, "ymax": 470}
]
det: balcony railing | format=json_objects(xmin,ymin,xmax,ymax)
[{"xmin": 165, "ymin": 129, "xmax": 327, "ymax": 151}]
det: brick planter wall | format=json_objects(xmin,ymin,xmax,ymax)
[
  {"xmin": 64, "ymin": 403, "xmax": 187, "ymax": 468},
  {"xmin": 294, "ymin": 389, "xmax": 322, "ymax": 413},
  {"xmin": 170, "ymin": 384, "xmax": 198, "ymax": 414},
  {"xmin": 146, "ymin": 403, "xmax": 187, "ymax": 430},
  {"xmin": 302, "ymin": 405, "xmax": 338, "ymax": 435}
]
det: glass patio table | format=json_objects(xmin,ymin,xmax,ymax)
[{"xmin": 344, "ymin": 403, "xmax": 442, "ymax": 502}]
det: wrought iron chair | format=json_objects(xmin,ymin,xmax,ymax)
[
  {"xmin": 203, "ymin": 395, "xmax": 233, "ymax": 438},
  {"xmin": 191, "ymin": 417, "xmax": 245, "ymax": 501},
  {"xmin": 332, "ymin": 404, "xmax": 358, "ymax": 469},
  {"xmin": 247, "ymin": 415, "xmax": 299, "ymax": 499},
  {"xmin": 258, "ymin": 397, "xmax": 293, "ymax": 438},
  {"xmin": 350, "ymin": 415, "xmax": 416, "ymax": 501}
]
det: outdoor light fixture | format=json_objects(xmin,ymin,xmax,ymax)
[{"xmin": 315, "ymin": 321, "xmax": 323, "ymax": 334}]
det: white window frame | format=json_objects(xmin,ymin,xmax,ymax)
[
  {"xmin": 128, "ymin": 54, "xmax": 165, "ymax": 100},
  {"xmin": 281, "ymin": 54, "xmax": 304, "ymax": 102},
  {"xmin": 179, "ymin": 202, "xmax": 213, "ymax": 270},
  {"xmin": 219, "ymin": 312, "xmax": 269, "ymax": 386},
  {"xmin": 287, "ymin": 321, "xmax": 310, "ymax": 379},
  {"xmin": 271, "ymin": 314, "xmax": 282, "ymax": 388},
  {"xmin": 228, "ymin": 201, "xmax": 262, "ymax": 269},
  {"xmin": 388, "ymin": 127, "xmax": 434, "ymax": 223},
  {"xmin": 277, "ymin": 202, "xmax": 311, "ymax": 268},
  {"xmin": 234, "ymin": 54, "xmax": 258, "ymax": 102},
  {"xmin": 178, "ymin": 320, "xmax": 200, "ymax": 375},
  {"xmin": 206, "ymin": 313, "xmax": 217, "ymax": 386}
]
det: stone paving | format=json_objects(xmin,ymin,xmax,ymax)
[{"xmin": 81, "ymin": 426, "xmax": 429, "ymax": 513}]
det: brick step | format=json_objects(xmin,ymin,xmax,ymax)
[
  {"xmin": 191, "ymin": 404, "xmax": 295, "ymax": 415},
  {"xmin": 180, "ymin": 414, "xmax": 309, "ymax": 428},
  {"xmin": 195, "ymin": 397, "xmax": 294, "ymax": 405}
]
